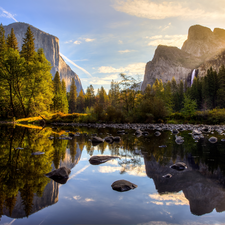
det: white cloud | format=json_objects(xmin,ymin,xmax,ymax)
[
  {"xmin": 98, "ymin": 62, "xmax": 146, "ymax": 75},
  {"xmin": 84, "ymin": 38, "xmax": 95, "ymax": 42},
  {"xmin": 74, "ymin": 40, "xmax": 82, "ymax": 45},
  {"xmin": 147, "ymin": 34, "xmax": 187, "ymax": 48},
  {"xmin": 118, "ymin": 49, "xmax": 134, "ymax": 53},
  {"xmin": 59, "ymin": 53, "xmax": 92, "ymax": 77},
  {"xmin": 0, "ymin": 7, "xmax": 18, "ymax": 22},
  {"xmin": 113, "ymin": 0, "xmax": 225, "ymax": 20},
  {"xmin": 118, "ymin": 40, "xmax": 123, "ymax": 44}
]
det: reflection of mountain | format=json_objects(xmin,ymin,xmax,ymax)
[
  {"xmin": 3, "ymin": 142, "xmax": 82, "ymax": 219},
  {"xmin": 3, "ymin": 179, "xmax": 58, "ymax": 218},
  {"xmin": 144, "ymin": 154, "xmax": 225, "ymax": 216}
]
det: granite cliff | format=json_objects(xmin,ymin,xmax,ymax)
[
  {"xmin": 142, "ymin": 25, "xmax": 225, "ymax": 91},
  {"xmin": 4, "ymin": 22, "xmax": 83, "ymax": 93}
]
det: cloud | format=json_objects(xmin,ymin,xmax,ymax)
[
  {"xmin": 98, "ymin": 62, "xmax": 146, "ymax": 75},
  {"xmin": 59, "ymin": 53, "xmax": 92, "ymax": 77},
  {"xmin": 113, "ymin": 0, "xmax": 225, "ymax": 20},
  {"xmin": 85, "ymin": 198, "xmax": 95, "ymax": 202},
  {"xmin": 84, "ymin": 38, "xmax": 95, "ymax": 42},
  {"xmin": 0, "ymin": 7, "xmax": 18, "ymax": 22},
  {"xmin": 74, "ymin": 40, "xmax": 82, "ymax": 45},
  {"xmin": 118, "ymin": 40, "xmax": 123, "ymax": 44},
  {"xmin": 147, "ymin": 34, "xmax": 187, "ymax": 48},
  {"xmin": 118, "ymin": 49, "xmax": 134, "ymax": 53},
  {"xmin": 73, "ymin": 38, "xmax": 95, "ymax": 45},
  {"xmin": 86, "ymin": 74, "xmax": 119, "ymax": 85}
]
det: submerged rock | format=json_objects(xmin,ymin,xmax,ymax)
[
  {"xmin": 208, "ymin": 136, "xmax": 218, "ymax": 143},
  {"xmin": 175, "ymin": 136, "xmax": 184, "ymax": 144},
  {"xmin": 111, "ymin": 180, "xmax": 137, "ymax": 192},
  {"xmin": 89, "ymin": 155, "xmax": 119, "ymax": 165},
  {"xmin": 162, "ymin": 174, "xmax": 172, "ymax": 178},
  {"xmin": 45, "ymin": 166, "xmax": 71, "ymax": 184},
  {"xmin": 154, "ymin": 131, "xmax": 161, "ymax": 136},
  {"xmin": 170, "ymin": 162, "xmax": 187, "ymax": 171},
  {"xmin": 32, "ymin": 151, "xmax": 45, "ymax": 155}
]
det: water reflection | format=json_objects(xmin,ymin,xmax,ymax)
[{"xmin": 1, "ymin": 125, "xmax": 225, "ymax": 222}]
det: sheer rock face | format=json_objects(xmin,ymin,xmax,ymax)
[
  {"xmin": 4, "ymin": 22, "xmax": 83, "ymax": 93},
  {"xmin": 142, "ymin": 25, "xmax": 225, "ymax": 91}
]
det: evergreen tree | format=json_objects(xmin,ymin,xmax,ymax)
[
  {"xmin": 20, "ymin": 26, "xmax": 35, "ymax": 61},
  {"xmin": 217, "ymin": 65, "xmax": 225, "ymax": 108},
  {"xmin": 52, "ymin": 71, "xmax": 62, "ymax": 112},
  {"xmin": 0, "ymin": 24, "xmax": 6, "ymax": 61},
  {"xmin": 6, "ymin": 28, "xmax": 19, "ymax": 51},
  {"xmin": 61, "ymin": 79, "xmax": 68, "ymax": 113},
  {"xmin": 69, "ymin": 78, "xmax": 77, "ymax": 113},
  {"xmin": 77, "ymin": 90, "xmax": 85, "ymax": 113}
]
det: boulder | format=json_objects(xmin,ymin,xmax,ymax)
[
  {"xmin": 170, "ymin": 162, "xmax": 187, "ymax": 171},
  {"xmin": 45, "ymin": 167, "xmax": 71, "ymax": 184},
  {"xmin": 111, "ymin": 180, "xmax": 137, "ymax": 192},
  {"xmin": 91, "ymin": 137, "xmax": 104, "ymax": 146},
  {"xmin": 89, "ymin": 155, "xmax": 119, "ymax": 165},
  {"xmin": 113, "ymin": 136, "xmax": 121, "ymax": 142},
  {"xmin": 104, "ymin": 136, "xmax": 114, "ymax": 144},
  {"xmin": 175, "ymin": 136, "xmax": 184, "ymax": 144}
]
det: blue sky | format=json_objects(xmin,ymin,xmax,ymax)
[{"xmin": 1, "ymin": 0, "xmax": 225, "ymax": 92}]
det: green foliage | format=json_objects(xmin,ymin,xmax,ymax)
[
  {"xmin": 181, "ymin": 94, "xmax": 197, "ymax": 118},
  {"xmin": 69, "ymin": 78, "xmax": 77, "ymax": 113}
]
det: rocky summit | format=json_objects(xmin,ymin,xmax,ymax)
[
  {"xmin": 4, "ymin": 22, "xmax": 83, "ymax": 93},
  {"xmin": 141, "ymin": 25, "xmax": 225, "ymax": 91}
]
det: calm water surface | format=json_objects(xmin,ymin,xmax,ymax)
[{"xmin": 1, "ymin": 124, "xmax": 225, "ymax": 225}]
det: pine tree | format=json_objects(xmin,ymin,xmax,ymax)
[
  {"xmin": 217, "ymin": 65, "xmax": 225, "ymax": 108},
  {"xmin": 6, "ymin": 28, "xmax": 19, "ymax": 51},
  {"xmin": 69, "ymin": 78, "xmax": 77, "ymax": 113},
  {"xmin": 52, "ymin": 71, "xmax": 62, "ymax": 112},
  {"xmin": 20, "ymin": 26, "xmax": 35, "ymax": 61},
  {"xmin": 77, "ymin": 90, "xmax": 85, "ymax": 113},
  {"xmin": 61, "ymin": 79, "xmax": 68, "ymax": 113},
  {"xmin": 0, "ymin": 24, "xmax": 6, "ymax": 60}
]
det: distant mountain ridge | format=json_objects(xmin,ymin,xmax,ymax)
[
  {"xmin": 142, "ymin": 24, "xmax": 225, "ymax": 91},
  {"xmin": 3, "ymin": 22, "xmax": 83, "ymax": 93}
]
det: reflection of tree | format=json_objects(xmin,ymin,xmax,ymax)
[
  {"xmin": 69, "ymin": 139, "xmax": 77, "ymax": 163},
  {"xmin": 52, "ymin": 134, "xmax": 67, "ymax": 169},
  {"xmin": 0, "ymin": 125, "xmax": 55, "ymax": 218}
]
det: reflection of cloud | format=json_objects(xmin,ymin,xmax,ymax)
[
  {"xmin": 147, "ymin": 35, "xmax": 187, "ymax": 48},
  {"xmin": 149, "ymin": 192, "xmax": 189, "ymax": 206},
  {"xmin": 113, "ymin": 0, "xmax": 220, "ymax": 20},
  {"xmin": 69, "ymin": 165, "xmax": 90, "ymax": 180},
  {"xmin": 99, "ymin": 165, "xmax": 146, "ymax": 177},
  {"xmin": 85, "ymin": 198, "xmax": 95, "ymax": 202},
  {"xmin": 73, "ymin": 195, "xmax": 81, "ymax": 200},
  {"xmin": 151, "ymin": 201, "xmax": 163, "ymax": 205},
  {"xmin": 98, "ymin": 62, "xmax": 145, "ymax": 75},
  {"xmin": 0, "ymin": 7, "xmax": 18, "ymax": 22}
]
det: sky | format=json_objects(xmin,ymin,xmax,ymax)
[{"xmin": 1, "ymin": 0, "xmax": 225, "ymax": 92}]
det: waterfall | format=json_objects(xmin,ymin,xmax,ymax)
[{"xmin": 191, "ymin": 69, "xmax": 195, "ymax": 86}]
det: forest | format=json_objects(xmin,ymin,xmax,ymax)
[{"xmin": 1, "ymin": 24, "xmax": 225, "ymax": 124}]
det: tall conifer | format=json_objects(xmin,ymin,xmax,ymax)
[
  {"xmin": 69, "ymin": 78, "xmax": 77, "ymax": 113},
  {"xmin": 7, "ymin": 28, "xmax": 19, "ymax": 51}
]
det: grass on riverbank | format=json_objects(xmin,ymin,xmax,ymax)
[{"xmin": 11, "ymin": 108, "xmax": 225, "ymax": 125}]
